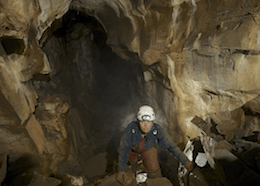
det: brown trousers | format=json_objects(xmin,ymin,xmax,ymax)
[{"xmin": 128, "ymin": 137, "xmax": 160, "ymax": 173}]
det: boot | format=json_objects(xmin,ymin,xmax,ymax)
[{"xmin": 147, "ymin": 168, "xmax": 162, "ymax": 179}]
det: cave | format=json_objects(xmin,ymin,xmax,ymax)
[{"xmin": 1, "ymin": 0, "xmax": 260, "ymax": 186}]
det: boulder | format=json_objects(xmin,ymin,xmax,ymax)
[
  {"xmin": 27, "ymin": 172, "xmax": 61, "ymax": 186},
  {"xmin": 82, "ymin": 152, "xmax": 107, "ymax": 179},
  {"xmin": 60, "ymin": 174, "xmax": 84, "ymax": 186}
]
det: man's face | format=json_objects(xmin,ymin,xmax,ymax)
[{"xmin": 139, "ymin": 120, "xmax": 153, "ymax": 134}]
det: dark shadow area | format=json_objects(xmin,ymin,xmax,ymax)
[
  {"xmin": 158, "ymin": 146, "xmax": 181, "ymax": 186},
  {"xmin": 2, "ymin": 156, "xmax": 37, "ymax": 186},
  {"xmin": 105, "ymin": 127, "xmax": 123, "ymax": 174},
  {"xmin": 0, "ymin": 89, "xmax": 21, "ymax": 126},
  {"xmin": 0, "ymin": 37, "xmax": 25, "ymax": 55},
  {"xmin": 40, "ymin": 9, "xmax": 150, "ymax": 183},
  {"xmin": 215, "ymin": 158, "xmax": 260, "ymax": 186}
]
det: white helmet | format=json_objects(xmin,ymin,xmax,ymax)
[{"xmin": 137, "ymin": 105, "xmax": 155, "ymax": 121}]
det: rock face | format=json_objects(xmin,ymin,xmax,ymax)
[{"xmin": 1, "ymin": 0, "xmax": 260, "ymax": 185}]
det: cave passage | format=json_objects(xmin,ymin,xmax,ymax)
[{"xmin": 39, "ymin": 9, "xmax": 158, "ymax": 182}]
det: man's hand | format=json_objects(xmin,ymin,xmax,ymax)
[
  {"xmin": 116, "ymin": 171, "xmax": 125, "ymax": 185},
  {"xmin": 185, "ymin": 161, "xmax": 194, "ymax": 172}
]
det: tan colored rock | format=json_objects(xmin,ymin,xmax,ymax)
[
  {"xmin": 244, "ymin": 96, "xmax": 260, "ymax": 114},
  {"xmin": 0, "ymin": 89, "xmax": 21, "ymax": 126},
  {"xmin": 36, "ymin": 95, "xmax": 69, "ymax": 140},
  {"xmin": 35, "ymin": 0, "xmax": 72, "ymax": 40},
  {"xmin": 25, "ymin": 114, "xmax": 46, "ymax": 154},
  {"xmin": 0, "ymin": 0, "xmax": 37, "ymax": 39},
  {"xmin": 214, "ymin": 140, "xmax": 235, "ymax": 151},
  {"xmin": 0, "ymin": 44, "xmax": 31, "ymax": 123},
  {"xmin": 217, "ymin": 120, "xmax": 239, "ymax": 141},
  {"xmin": 191, "ymin": 116, "xmax": 212, "ymax": 135},
  {"xmin": 245, "ymin": 116, "xmax": 260, "ymax": 137},
  {"xmin": 0, "ymin": 126, "xmax": 38, "ymax": 156},
  {"xmin": 39, "ymin": 154, "xmax": 58, "ymax": 177}
]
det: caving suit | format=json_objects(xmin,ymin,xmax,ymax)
[{"xmin": 118, "ymin": 121, "xmax": 189, "ymax": 177}]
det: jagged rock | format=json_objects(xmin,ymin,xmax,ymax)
[
  {"xmin": 244, "ymin": 96, "xmax": 260, "ymax": 114},
  {"xmin": 36, "ymin": 95, "xmax": 68, "ymax": 139},
  {"xmin": 214, "ymin": 140, "xmax": 235, "ymax": 151},
  {"xmin": 35, "ymin": 95, "xmax": 70, "ymax": 155},
  {"xmin": 0, "ymin": 89, "xmax": 20, "ymax": 126},
  {"xmin": 232, "ymin": 140, "xmax": 260, "ymax": 173},
  {"xmin": 214, "ymin": 149, "xmax": 260, "ymax": 186},
  {"xmin": 3, "ymin": 1, "xmax": 260, "ymax": 186},
  {"xmin": 230, "ymin": 108, "xmax": 246, "ymax": 129},
  {"xmin": 234, "ymin": 128, "xmax": 246, "ymax": 139},
  {"xmin": 0, "ymin": 125, "xmax": 39, "ymax": 156},
  {"xmin": 191, "ymin": 116, "xmax": 213, "ymax": 135},
  {"xmin": 39, "ymin": 154, "xmax": 57, "ymax": 177},
  {"xmin": 0, "ymin": 43, "xmax": 33, "ymax": 124},
  {"xmin": 60, "ymin": 174, "xmax": 84, "ymax": 186},
  {"xmin": 217, "ymin": 120, "xmax": 239, "ymax": 141},
  {"xmin": 27, "ymin": 171, "xmax": 61, "ymax": 186},
  {"xmin": 245, "ymin": 116, "xmax": 260, "ymax": 137},
  {"xmin": 25, "ymin": 114, "xmax": 46, "ymax": 154}
]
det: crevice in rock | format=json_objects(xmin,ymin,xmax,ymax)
[{"xmin": 0, "ymin": 37, "xmax": 25, "ymax": 55}]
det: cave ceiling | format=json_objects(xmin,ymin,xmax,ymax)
[{"xmin": 1, "ymin": 0, "xmax": 260, "ymax": 185}]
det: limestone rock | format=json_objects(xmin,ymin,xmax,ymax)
[
  {"xmin": 214, "ymin": 140, "xmax": 235, "ymax": 151},
  {"xmin": 2, "ymin": 0, "xmax": 260, "ymax": 186},
  {"xmin": 245, "ymin": 116, "xmax": 260, "ymax": 137},
  {"xmin": 0, "ymin": 0, "xmax": 37, "ymax": 39},
  {"xmin": 25, "ymin": 115, "xmax": 46, "ymax": 154},
  {"xmin": 35, "ymin": 95, "xmax": 70, "ymax": 155},
  {"xmin": 191, "ymin": 116, "xmax": 213, "ymax": 135},
  {"xmin": 0, "ymin": 125, "xmax": 39, "ymax": 156},
  {"xmin": 217, "ymin": 120, "xmax": 239, "ymax": 141},
  {"xmin": 60, "ymin": 174, "xmax": 84, "ymax": 186},
  {"xmin": 39, "ymin": 154, "xmax": 58, "ymax": 177},
  {"xmin": 27, "ymin": 171, "xmax": 61, "ymax": 186},
  {"xmin": 0, "ymin": 89, "xmax": 20, "ymax": 126}
]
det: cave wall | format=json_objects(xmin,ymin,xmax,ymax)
[
  {"xmin": 72, "ymin": 0, "xmax": 260, "ymax": 139},
  {"xmin": 1, "ymin": 0, "xmax": 260, "ymax": 185}
]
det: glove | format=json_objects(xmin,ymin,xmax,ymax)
[
  {"xmin": 185, "ymin": 161, "xmax": 194, "ymax": 172},
  {"xmin": 116, "ymin": 171, "xmax": 126, "ymax": 185}
]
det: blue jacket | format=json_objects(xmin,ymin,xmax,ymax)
[{"xmin": 118, "ymin": 121, "xmax": 189, "ymax": 172}]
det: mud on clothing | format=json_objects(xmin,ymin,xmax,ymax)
[{"xmin": 118, "ymin": 121, "xmax": 189, "ymax": 172}]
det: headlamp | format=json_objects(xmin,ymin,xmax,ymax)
[{"xmin": 141, "ymin": 115, "xmax": 152, "ymax": 121}]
